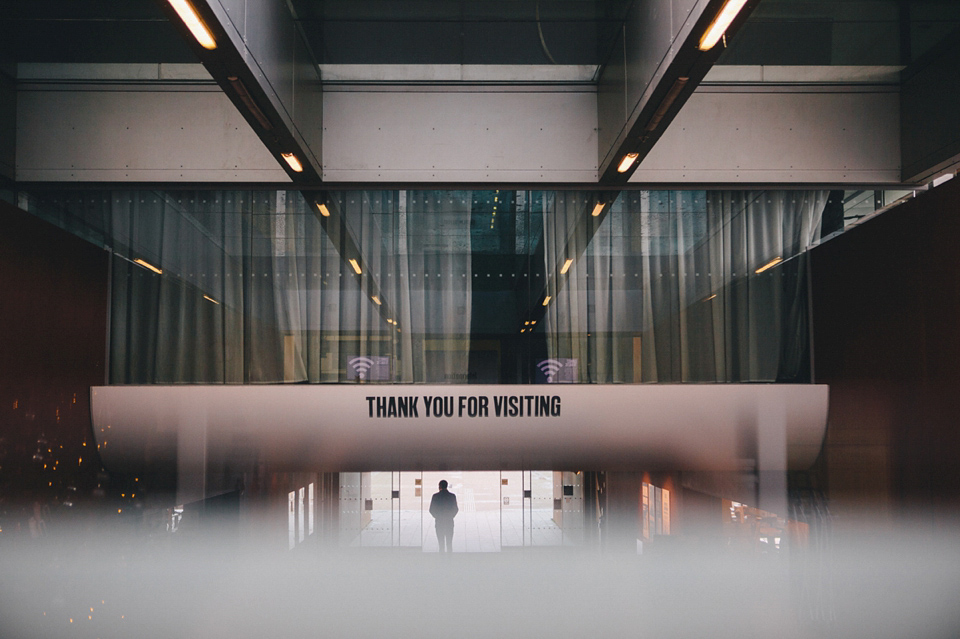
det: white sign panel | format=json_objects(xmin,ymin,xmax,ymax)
[{"xmin": 91, "ymin": 384, "xmax": 828, "ymax": 473}]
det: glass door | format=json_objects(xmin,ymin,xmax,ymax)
[
  {"xmin": 397, "ymin": 471, "xmax": 422, "ymax": 548},
  {"xmin": 359, "ymin": 471, "xmax": 393, "ymax": 546},
  {"xmin": 500, "ymin": 471, "xmax": 524, "ymax": 548}
]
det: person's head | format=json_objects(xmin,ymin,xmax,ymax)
[{"xmin": 439, "ymin": 480, "xmax": 448, "ymax": 490}]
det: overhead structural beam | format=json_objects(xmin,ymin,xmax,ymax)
[
  {"xmin": 900, "ymin": 34, "xmax": 960, "ymax": 183},
  {"xmin": 158, "ymin": 0, "xmax": 323, "ymax": 184},
  {"xmin": 597, "ymin": 0, "xmax": 757, "ymax": 185}
]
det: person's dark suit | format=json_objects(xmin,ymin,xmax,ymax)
[{"xmin": 429, "ymin": 481, "xmax": 459, "ymax": 552}]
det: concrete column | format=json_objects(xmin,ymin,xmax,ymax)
[
  {"xmin": 176, "ymin": 402, "xmax": 208, "ymax": 507},
  {"xmin": 604, "ymin": 471, "xmax": 642, "ymax": 552},
  {"xmin": 757, "ymin": 395, "xmax": 788, "ymax": 517}
]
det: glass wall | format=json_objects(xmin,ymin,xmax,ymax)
[{"xmin": 22, "ymin": 188, "xmax": 845, "ymax": 385}]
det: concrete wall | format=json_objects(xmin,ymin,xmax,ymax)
[
  {"xmin": 16, "ymin": 72, "xmax": 288, "ymax": 182},
  {"xmin": 634, "ymin": 84, "xmax": 901, "ymax": 185},
  {"xmin": 322, "ymin": 87, "xmax": 598, "ymax": 183}
]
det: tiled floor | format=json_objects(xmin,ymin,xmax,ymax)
[{"xmin": 356, "ymin": 505, "xmax": 566, "ymax": 552}]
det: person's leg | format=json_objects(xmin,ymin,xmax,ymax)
[
  {"xmin": 442, "ymin": 523, "xmax": 454, "ymax": 552},
  {"xmin": 435, "ymin": 524, "xmax": 444, "ymax": 552}
]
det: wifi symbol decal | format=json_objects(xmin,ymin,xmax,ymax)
[
  {"xmin": 349, "ymin": 356, "xmax": 375, "ymax": 379},
  {"xmin": 537, "ymin": 359, "xmax": 564, "ymax": 383}
]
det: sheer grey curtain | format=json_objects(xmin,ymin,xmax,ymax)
[
  {"xmin": 109, "ymin": 189, "xmax": 473, "ymax": 384},
  {"xmin": 543, "ymin": 190, "xmax": 827, "ymax": 383},
  {"xmin": 335, "ymin": 190, "xmax": 473, "ymax": 383}
]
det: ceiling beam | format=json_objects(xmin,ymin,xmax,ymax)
[
  {"xmin": 157, "ymin": 0, "xmax": 324, "ymax": 184},
  {"xmin": 597, "ymin": 0, "xmax": 757, "ymax": 185}
]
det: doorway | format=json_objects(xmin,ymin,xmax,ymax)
[{"xmin": 339, "ymin": 471, "xmax": 584, "ymax": 551}]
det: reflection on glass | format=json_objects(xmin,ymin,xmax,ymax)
[{"xmin": 24, "ymin": 188, "xmax": 840, "ymax": 385}]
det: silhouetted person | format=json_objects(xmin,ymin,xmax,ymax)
[{"xmin": 429, "ymin": 480, "xmax": 458, "ymax": 552}]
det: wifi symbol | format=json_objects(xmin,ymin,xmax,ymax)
[
  {"xmin": 537, "ymin": 359, "xmax": 564, "ymax": 383},
  {"xmin": 349, "ymin": 356, "xmax": 375, "ymax": 379}
]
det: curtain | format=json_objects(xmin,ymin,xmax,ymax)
[
  {"xmin": 544, "ymin": 190, "xmax": 827, "ymax": 383},
  {"xmin": 108, "ymin": 189, "xmax": 473, "ymax": 384}
]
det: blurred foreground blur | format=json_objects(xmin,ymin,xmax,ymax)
[{"xmin": 2, "ymin": 516, "xmax": 959, "ymax": 639}]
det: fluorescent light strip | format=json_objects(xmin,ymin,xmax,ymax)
[
  {"xmin": 203, "ymin": 295, "xmax": 220, "ymax": 305},
  {"xmin": 348, "ymin": 259, "xmax": 362, "ymax": 275},
  {"xmin": 281, "ymin": 153, "xmax": 303, "ymax": 172},
  {"xmin": 617, "ymin": 153, "xmax": 639, "ymax": 173},
  {"xmin": 699, "ymin": 0, "xmax": 749, "ymax": 51},
  {"xmin": 316, "ymin": 202, "xmax": 330, "ymax": 217},
  {"xmin": 591, "ymin": 202, "xmax": 605, "ymax": 217},
  {"xmin": 226, "ymin": 76, "xmax": 273, "ymax": 130},
  {"xmin": 134, "ymin": 258, "xmax": 162, "ymax": 275},
  {"xmin": 560, "ymin": 258, "xmax": 574, "ymax": 275},
  {"xmin": 755, "ymin": 257, "xmax": 782, "ymax": 274},
  {"xmin": 645, "ymin": 77, "xmax": 688, "ymax": 133},
  {"xmin": 168, "ymin": 0, "xmax": 217, "ymax": 50}
]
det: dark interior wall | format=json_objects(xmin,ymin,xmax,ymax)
[
  {"xmin": 0, "ymin": 66, "xmax": 14, "ymax": 181},
  {"xmin": 0, "ymin": 200, "xmax": 108, "ymax": 508},
  {"xmin": 811, "ymin": 177, "xmax": 960, "ymax": 524}
]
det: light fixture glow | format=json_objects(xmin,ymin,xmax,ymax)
[
  {"xmin": 281, "ymin": 153, "xmax": 304, "ymax": 172},
  {"xmin": 591, "ymin": 202, "xmax": 605, "ymax": 217},
  {"xmin": 348, "ymin": 259, "xmax": 362, "ymax": 274},
  {"xmin": 755, "ymin": 257, "xmax": 783, "ymax": 274},
  {"xmin": 617, "ymin": 153, "xmax": 639, "ymax": 173},
  {"xmin": 168, "ymin": 0, "xmax": 217, "ymax": 50},
  {"xmin": 560, "ymin": 258, "xmax": 574, "ymax": 275},
  {"xmin": 317, "ymin": 202, "xmax": 330, "ymax": 217},
  {"xmin": 371, "ymin": 296, "xmax": 382, "ymax": 305},
  {"xmin": 699, "ymin": 0, "xmax": 749, "ymax": 51},
  {"xmin": 542, "ymin": 296, "xmax": 552, "ymax": 307},
  {"xmin": 203, "ymin": 294, "xmax": 220, "ymax": 305},
  {"xmin": 704, "ymin": 293, "xmax": 717, "ymax": 301},
  {"xmin": 134, "ymin": 258, "xmax": 162, "ymax": 275}
]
